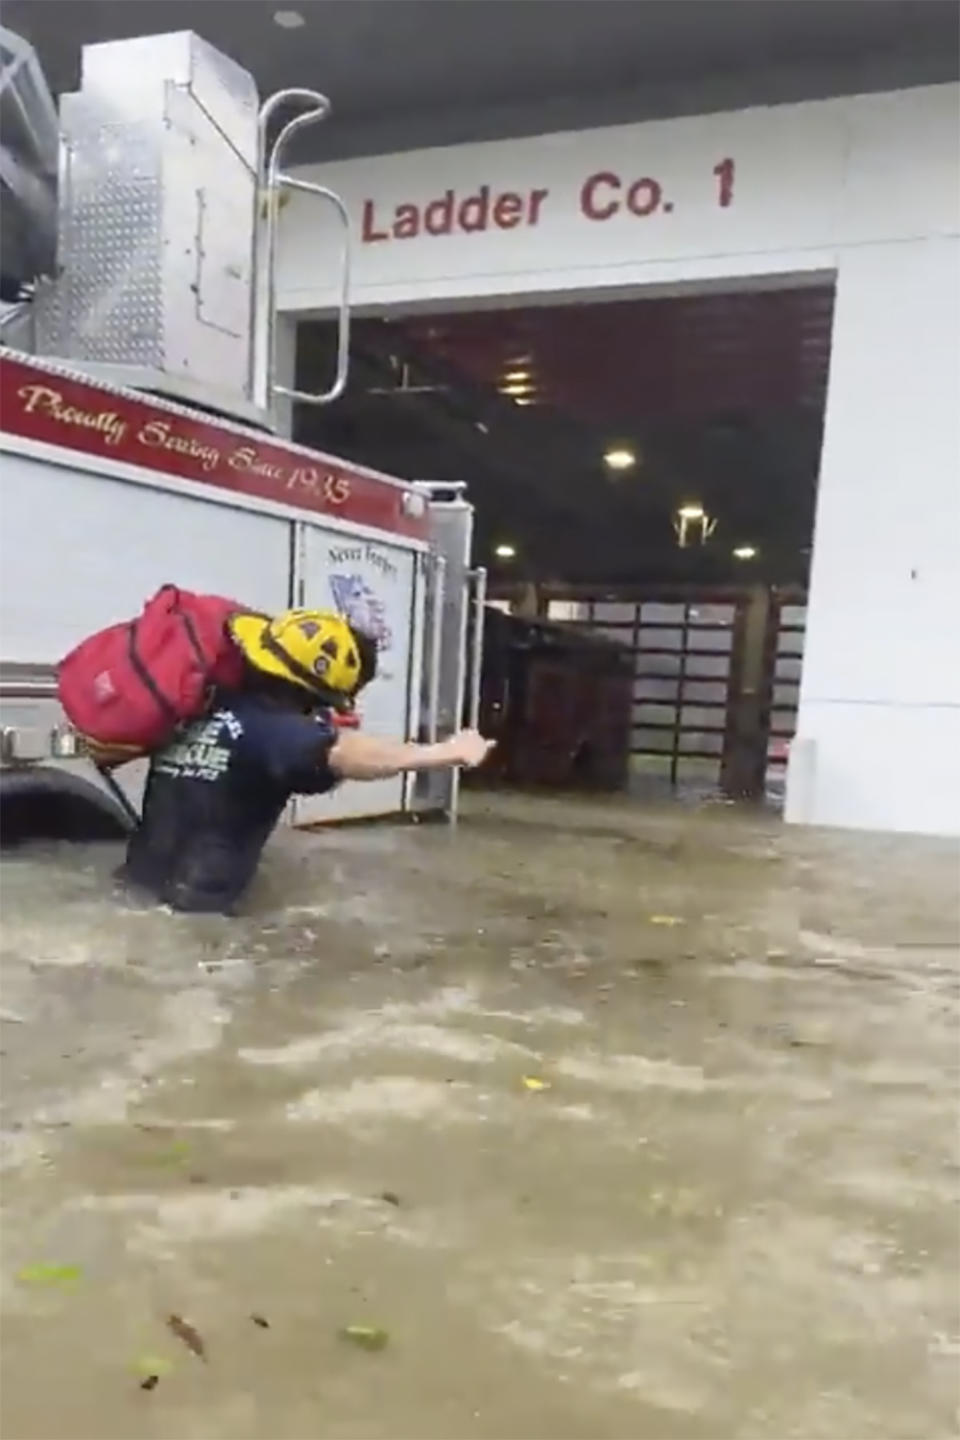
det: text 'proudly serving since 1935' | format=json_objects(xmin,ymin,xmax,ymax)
[{"xmin": 0, "ymin": 354, "xmax": 429, "ymax": 540}]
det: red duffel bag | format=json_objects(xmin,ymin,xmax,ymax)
[{"xmin": 57, "ymin": 584, "xmax": 245, "ymax": 762}]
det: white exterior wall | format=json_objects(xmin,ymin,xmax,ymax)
[
  {"xmin": 277, "ymin": 83, "xmax": 960, "ymax": 836},
  {"xmin": 786, "ymin": 236, "xmax": 960, "ymax": 836}
]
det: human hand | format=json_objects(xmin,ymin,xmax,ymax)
[{"xmin": 447, "ymin": 729, "xmax": 495, "ymax": 769}]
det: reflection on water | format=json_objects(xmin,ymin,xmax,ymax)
[{"xmin": 1, "ymin": 796, "xmax": 958, "ymax": 1440}]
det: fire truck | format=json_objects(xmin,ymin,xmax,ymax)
[{"xmin": 0, "ymin": 27, "xmax": 484, "ymax": 835}]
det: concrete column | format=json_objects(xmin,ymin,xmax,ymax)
[
  {"xmin": 513, "ymin": 583, "xmax": 541, "ymax": 619},
  {"xmin": 721, "ymin": 585, "xmax": 771, "ymax": 799},
  {"xmin": 786, "ymin": 236, "xmax": 960, "ymax": 836}
]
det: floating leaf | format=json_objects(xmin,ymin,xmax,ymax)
[
  {"xmin": 17, "ymin": 1262, "xmax": 82, "ymax": 1287},
  {"xmin": 339, "ymin": 1324, "xmax": 389, "ymax": 1352},
  {"xmin": 258, "ymin": 190, "xmax": 291, "ymax": 220},
  {"xmin": 251, "ymin": 1314, "xmax": 270, "ymax": 1329},
  {"xmin": 140, "ymin": 1375, "xmax": 160, "ymax": 1392},
  {"xmin": 649, "ymin": 915, "xmax": 683, "ymax": 927},
  {"xmin": 379, "ymin": 1190, "xmax": 401, "ymax": 1207},
  {"xmin": 142, "ymin": 1140, "xmax": 192, "ymax": 1167},
  {"xmin": 521, "ymin": 1075, "xmax": 551, "ymax": 1092},
  {"xmin": 133, "ymin": 1353, "xmax": 173, "ymax": 1379},
  {"xmin": 166, "ymin": 1313, "xmax": 207, "ymax": 1361}
]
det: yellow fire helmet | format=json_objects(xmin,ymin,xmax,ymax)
[{"xmin": 230, "ymin": 608, "xmax": 370, "ymax": 708}]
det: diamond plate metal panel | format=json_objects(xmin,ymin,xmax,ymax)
[{"xmin": 35, "ymin": 32, "xmax": 257, "ymax": 409}]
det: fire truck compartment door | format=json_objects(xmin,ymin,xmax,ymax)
[
  {"xmin": 0, "ymin": 451, "xmax": 291, "ymax": 662},
  {"xmin": 292, "ymin": 526, "xmax": 420, "ymax": 825}
]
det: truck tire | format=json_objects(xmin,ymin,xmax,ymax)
[{"xmin": 0, "ymin": 766, "xmax": 134, "ymax": 845}]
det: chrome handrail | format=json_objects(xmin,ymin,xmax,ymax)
[
  {"xmin": 254, "ymin": 88, "xmax": 351, "ymax": 413},
  {"xmin": 426, "ymin": 554, "xmax": 447, "ymax": 743},
  {"xmin": 467, "ymin": 566, "xmax": 487, "ymax": 729}
]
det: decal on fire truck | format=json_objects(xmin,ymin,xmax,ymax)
[
  {"xmin": 329, "ymin": 573, "xmax": 394, "ymax": 652},
  {"xmin": 0, "ymin": 353, "xmax": 428, "ymax": 541}
]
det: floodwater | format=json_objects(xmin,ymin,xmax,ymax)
[{"xmin": 1, "ymin": 793, "xmax": 958, "ymax": 1440}]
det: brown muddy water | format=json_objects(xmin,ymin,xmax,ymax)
[{"xmin": 1, "ymin": 793, "xmax": 958, "ymax": 1440}]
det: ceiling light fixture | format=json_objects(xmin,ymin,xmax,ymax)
[
  {"xmin": 273, "ymin": 9, "xmax": 306, "ymax": 29},
  {"xmin": 604, "ymin": 447, "xmax": 635, "ymax": 472},
  {"xmin": 674, "ymin": 503, "xmax": 716, "ymax": 548},
  {"xmin": 495, "ymin": 543, "xmax": 517, "ymax": 560},
  {"xmin": 733, "ymin": 545, "xmax": 758, "ymax": 560},
  {"xmin": 499, "ymin": 381, "xmax": 533, "ymax": 396},
  {"xmin": 502, "ymin": 368, "xmax": 532, "ymax": 383}
]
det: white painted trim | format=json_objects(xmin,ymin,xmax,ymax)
[
  {"xmin": 280, "ymin": 249, "xmax": 841, "ymax": 315},
  {"xmin": 291, "ymin": 520, "xmax": 307, "ymax": 608},
  {"xmin": 286, "ymin": 263, "xmax": 839, "ymax": 321},
  {"xmin": 0, "ymin": 432, "xmax": 430, "ymax": 554}
]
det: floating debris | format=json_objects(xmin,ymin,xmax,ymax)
[
  {"xmin": 143, "ymin": 1140, "xmax": 192, "ymax": 1167},
  {"xmin": 166, "ymin": 1313, "xmax": 207, "ymax": 1361},
  {"xmin": 521, "ymin": 1075, "xmax": 551, "ymax": 1092},
  {"xmin": 251, "ymin": 1314, "xmax": 270, "ymax": 1329},
  {"xmin": 339, "ymin": 1324, "xmax": 389, "ymax": 1352},
  {"xmin": 133, "ymin": 1353, "xmax": 172, "ymax": 1389},
  {"xmin": 379, "ymin": 1190, "xmax": 401, "ymax": 1207},
  {"xmin": 17, "ymin": 1262, "xmax": 82, "ymax": 1288},
  {"xmin": 649, "ymin": 915, "xmax": 683, "ymax": 927}
]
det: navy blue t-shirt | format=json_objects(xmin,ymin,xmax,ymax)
[{"xmin": 121, "ymin": 690, "xmax": 338, "ymax": 913}]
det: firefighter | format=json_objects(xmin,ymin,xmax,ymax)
[{"xmin": 119, "ymin": 608, "xmax": 493, "ymax": 914}]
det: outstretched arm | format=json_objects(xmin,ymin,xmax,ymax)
[{"xmin": 328, "ymin": 728, "xmax": 493, "ymax": 782}]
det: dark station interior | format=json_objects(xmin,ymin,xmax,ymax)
[{"xmin": 295, "ymin": 284, "xmax": 834, "ymax": 590}]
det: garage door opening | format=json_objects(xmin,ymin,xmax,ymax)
[{"xmin": 293, "ymin": 279, "xmax": 834, "ymax": 806}]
